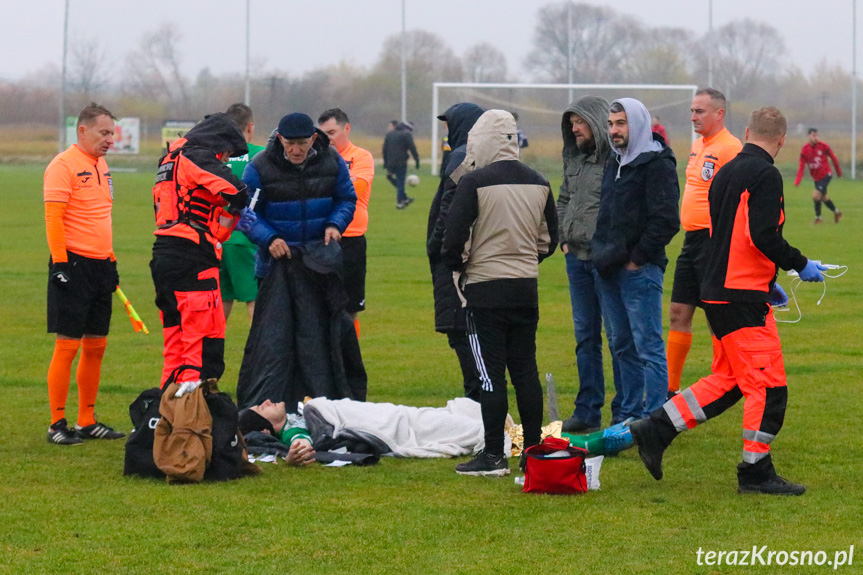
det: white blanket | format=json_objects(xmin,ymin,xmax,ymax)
[{"xmin": 305, "ymin": 397, "xmax": 497, "ymax": 458}]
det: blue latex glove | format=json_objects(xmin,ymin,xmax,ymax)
[
  {"xmin": 799, "ymin": 259, "xmax": 826, "ymax": 282},
  {"xmin": 602, "ymin": 418, "xmax": 634, "ymax": 454},
  {"xmin": 768, "ymin": 283, "xmax": 788, "ymax": 307},
  {"xmin": 235, "ymin": 207, "xmax": 257, "ymax": 234}
]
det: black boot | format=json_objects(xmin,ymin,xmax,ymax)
[
  {"xmin": 629, "ymin": 411, "xmax": 678, "ymax": 480},
  {"xmin": 737, "ymin": 455, "xmax": 805, "ymax": 496}
]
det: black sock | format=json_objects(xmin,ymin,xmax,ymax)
[
  {"xmin": 824, "ymin": 200, "xmax": 837, "ymax": 212},
  {"xmin": 814, "ymin": 200, "xmax": 822, "ymax": 217}
]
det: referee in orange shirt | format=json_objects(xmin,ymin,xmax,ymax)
[
  {"xmin": 43, "ymin": 103, "xmax": 125, "ymax": 445},
  {"xmin": 667, "ymin": 89, "xmax": 742, "ymax": 396},
  {"xmin": 318, "ymin": 108, "xmax": 374, "ymax": 337}
]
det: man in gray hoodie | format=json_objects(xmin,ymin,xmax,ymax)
[
  {"xmin": 591, "ymin": 98, "xmax": 680, "ymax": 421},
  {"xmin": 557, "ymin": 96, "xmax": 623, "ymax": 433}
]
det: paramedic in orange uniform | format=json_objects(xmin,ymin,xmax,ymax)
[
  {"xmin": 631, "ymin": 106, "xmax": 826, "ymax": 496},
  {"xmin": 318, "ymin": 108, "xmax": 374, "ymax": 337},
  {"xmin": 149, "ymin": 113, "xmax": 248, "ymax": 393},
  {"xmin": 667, "ymin": 88, "xmax": 742, "ymax": 395},
  {"xmin": 43, "ymin": 103, "xmax": 125, "ymax": 445}
]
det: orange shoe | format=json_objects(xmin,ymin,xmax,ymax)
[{"xmin": 835, "ymin": 211, "xmax": 843, "ymax": 223}]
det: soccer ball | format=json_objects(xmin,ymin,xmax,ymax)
[{"xmin": 407, "ymin": 174, "xmax": 420, "ymax": 187}]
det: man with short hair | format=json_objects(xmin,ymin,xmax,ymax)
[
  {"xmin": 382, "ymin": 120, "xmax": 420, "ymax": 209},
  {"xmin": 222, "ymin": 103, "xmax": 265, "ymax": 321},
  {"xmin": 318, "ymin": 108, "xmax": 374, "ymax": 336},
  {"xmin": 43, "ymin": 102, "xmax": 125, "ymax": 444},
  {"xmin": 631, "ymin": 107, "xmax": 826, "ymax": 496},
  {"xmin": 442, "ymin": 109, "xmax": 558, "ymax": 476},
  {"xmin": 591, "ymin": 98, "xmax": 680, "ymax": 421},
  {"xmin": 150, "ymin": 113, "xmax": 249, "ymax": 391},
  {"xmin": 557, "ymin": 96, "xmax": 623, "ymax": 432},
  {"xmin": 794, "ymin": 128, "xmax": 842, "ymax": 224},
  {"xmin": 667, "ymin": 88, "xmax": 743, "ymax": 396}
]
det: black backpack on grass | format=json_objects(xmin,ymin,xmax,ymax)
[{"xmin": 123, "ymin": 386, "xmax": 165, "ymax": 479}]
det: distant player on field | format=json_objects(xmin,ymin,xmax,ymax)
[
  {"xmin": 43, "ymin": 103, "xmax": 125, "ymax": 445},
  {"xmin": 318, "ymin": 108, "xmax": 375, "ymax": 337},
  {"xmin": 794, "ymin": 128, "xmax": 842, "ymax": 224}
]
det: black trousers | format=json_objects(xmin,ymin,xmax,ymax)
[
  {"xmin": 466, "ymin": 306, "xmax": 543, "ymax": 455},
  {"xmin": 447, "ymin": 331, "xmax": 482, "ymax": 401}
]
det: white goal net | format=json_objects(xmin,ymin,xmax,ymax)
[{"xmin": 431, "ymin": 82, "xmax": 698, "ymax": 176}]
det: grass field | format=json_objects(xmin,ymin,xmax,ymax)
[{"xmin": 1, "ymin": 162, "xmax": 861, "ymax": 574}]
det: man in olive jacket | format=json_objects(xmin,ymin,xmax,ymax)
[{"xmin": 557, "ymin": 95, "xmax": 623, "ymax": 433}]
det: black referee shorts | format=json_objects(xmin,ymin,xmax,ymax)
[
  {"xmin": 341, "ymin": 235, "xmax": 367, "ymax": 314},
  {"xmin": 670, "ymin": 229, "xmax": 711, "ymax": 307},
  {"xmin": 47, "ymin": 252, "xmax": 114, "ymax": 338}
]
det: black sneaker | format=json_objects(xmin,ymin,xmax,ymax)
[
  {"xmin": 47, "ymin": 418, "xmax": 83, "ymax": 445},
  {"xmin": 404, "ymin": 197, "xmax": 415, "ymax": 206},
  {"xmin": 561, "ymin": 416, "xmax": 599, "ymax": 434},
  {"xmin": 455, "ymin": 450, "xmax": 510, "ymax": 477},
  {"xmin": 75, "ymin": 421, "xmax": 125, "ymax": 440},
  {"xmin": 630, "ymin": 418, "xmax": 667, "ymax": 480},
  {"xmin": 396, "ymin": 201, "xmax": 406, "ymax": 210},
  {"xmin": 738, "ymin": 475, "xmax": 806, "ymax": 496}
]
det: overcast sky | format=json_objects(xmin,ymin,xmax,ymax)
[{"xmin": 0, "ymin": 0, "xmax": 857, "ymax": 83}]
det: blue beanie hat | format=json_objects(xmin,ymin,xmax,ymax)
[{"xmin": 278, "ymin": 113, "xmax": 316, "ymax": 139}]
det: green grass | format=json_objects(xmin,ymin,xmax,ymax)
[{"xmin": 1, "ymin": 163, "xmax": 861, "ymax": 574}]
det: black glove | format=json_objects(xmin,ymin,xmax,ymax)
[
  {"xmin": 110, "ymin": 260, "xmax": 119, "ymax": 292},
  {"xmin": 51, "ymin": 261, "xmax": 72, "ymax": 288}
]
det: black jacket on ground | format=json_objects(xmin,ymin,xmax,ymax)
[
  {"xmin": 591, "ymin": 135, "xmax": 680, "ymax": 278},
  {"xmin": 426, "ymin": 103, "xmax": 485, "ymax": 332},
  {"xmin": 382, "ymin": 124, "xmax": 420, "ymax": 171},
  {"xmin": 236, "ymin": 242, "xmax": 366, "ymax": 410}
]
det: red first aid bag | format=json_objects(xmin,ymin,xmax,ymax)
[{"xmin": 522, "ymin": 436, "xmax": 588, "ymax": 494}]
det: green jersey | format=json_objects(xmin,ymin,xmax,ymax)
[{"xmin": 225, "ymin": 143, "xmax": 265, "ymax": 246}]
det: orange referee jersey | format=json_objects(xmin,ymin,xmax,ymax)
[
  {"xmin": 335, "ymin": 141, "xmax": 374, "ymax": 237},
  {"xmin": 44, "ymin": 144, "xmax": 113, "ymax": 260},
  {"xmin": 680, "ymin": 127, "xmax": 742, "ymax": 232}
]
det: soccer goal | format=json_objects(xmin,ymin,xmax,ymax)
[{"xmin": 431, "ymin": 82, "xmax": 698, "ymax": 176}]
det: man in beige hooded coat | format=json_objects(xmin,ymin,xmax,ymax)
[{"xmin": 442, "ymin": 109, "xmax": 559, "ymax": 477}]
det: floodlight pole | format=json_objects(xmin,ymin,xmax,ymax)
[
  {"xmin": 244, "ymin": 0, "xmax": 251, "ymax": 105},
  {"xmin": 58, "ymin": 0, "xmax": 70, "ymax": 152},
  {"xmin": 567, "ymin": 2, "xmax": 573, "ymax": 102},
  {"xmin": 707, "ymin": 0, "xmax": 714, "ymax": 87},
  {"xmin": 853, "ymin": 0, "xmax": 857, "ymax": 179},
  {"xmin": 400, "ymin": 0, "xmax": 407, "ymax": 123}
]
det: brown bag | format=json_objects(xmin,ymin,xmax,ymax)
[{"xmin": 153, "ymin": 383, "xmax": 213, "ymax": 483}]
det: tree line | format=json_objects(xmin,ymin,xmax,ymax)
[{"xmin": 0, "ymin": 2, "xmax": 855, "ymax": 138}]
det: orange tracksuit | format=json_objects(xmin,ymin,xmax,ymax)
[
  {"xmin": 150, "ymin": 113, "xmax": 248, "ymax": 387},
  {"xmin": 664, "ymin": 143, "xmax": 808, "ymax": 464}
]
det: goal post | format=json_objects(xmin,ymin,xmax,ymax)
[{"xmin": 431, "ymin": 82, "xmax": 698, "ymax": 176}]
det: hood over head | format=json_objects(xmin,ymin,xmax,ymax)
[
  {"xmin": 183, "ymin": 112, "xmax": 248, "ymax": 157},
  {"xmin": 561, "ymin": 96, "xmax": 610, "ymax": 160},
  {"xmin": 463, "ymin": 109, "xmax": 520, "ymax": 172},
  {"xmin": 608, "ymin": 98, "xmax": 661, "ymax": 166},
  {"xmin": 438, "ymin": 103, "xmax": 486, "ymax": 150}
]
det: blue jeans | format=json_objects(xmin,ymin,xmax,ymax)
[
  {"xmin": 594, "ymin": 263, "xmax": 669, "ymax": 419},
  {"xmin": 386, "ymin": 165, "xmax": 408, "ymax": 203},
  {"xmin": 565, "ymin": 254, "xmax": 621, "ymax": 426}
]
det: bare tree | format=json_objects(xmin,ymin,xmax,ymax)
[
  {"xmin": 123, "ymin": 23, "xmax": 190, "ymax": 116},
  {"xmin": 692, "ymin": 19, "xmax": 785, "ymax": 99},
  {"xmin": 69, "ymin": 37, "xmax": 109, "ymax": 97},
  {"xmin": 625, "ymin": 28, "xmax": 694, "ymax": 84},
  {"xmin": 463, "ymin": 43, "xmax": 508, "ymax": 83},
  {"xmin": 525, "ymin": 2, "xmax": 643, "ymax": 83}
]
